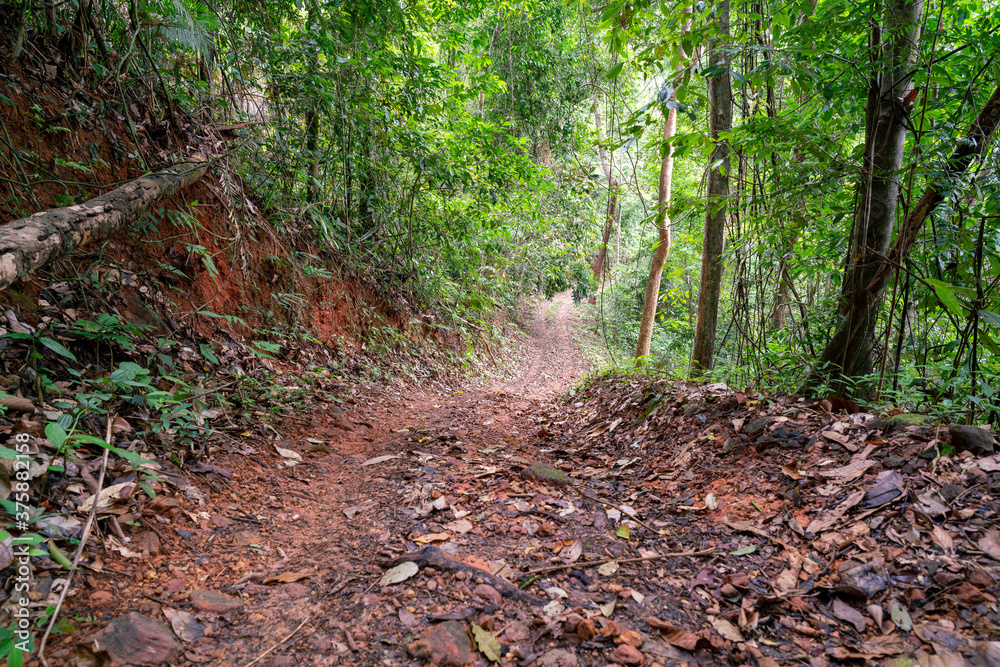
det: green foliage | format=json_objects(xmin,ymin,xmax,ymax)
[{"xmin": 11, "ymin": 0, "xmax": 1000, "ymax": 419}]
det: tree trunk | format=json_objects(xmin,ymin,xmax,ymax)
[
  {"xmin": 635, "ymin": 11, "xmax": 694, "ymax": 362},
  {"xmin": 0, "ymin": 161, "xmax": 207, "ymax": 292},
  {"xmin": 867, "ymin": 85, "xmax": 1000, "ymax": 294},
  {"xmin": 635, "ymin": 104, "xmax": 678, "ymax": 360},
  {"xmin": 305, "ymin": 6, "xmax": 322, "ymax": 204},
  {"xmin": 768, "ymin": 229, "xmax": 799, "ymax": 330},
  {"xmin": 305, "ymin": 108, "xmax": 320, "ymax": 204},
  {"xmin": 592, "ymin": 88, "xmax": 619, "ymax": 281},
  {"xmin": 803, "ymin": 0, "xmax": 923, "ymax": 394},
  {"xmin": 690, "ymin": 0, "xmax": 732, "ymax": 376},
  {"xmin": 770, "ymin": 3, "xmax": 817, "ymax": 332},
  {"xmin": 593, "ymin": 190, "xmax": 617, "ymax": 281}
]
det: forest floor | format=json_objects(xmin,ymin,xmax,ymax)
[{"xmin": 46, "ymin": 292, "xmax": 1000, "ymax": 667}]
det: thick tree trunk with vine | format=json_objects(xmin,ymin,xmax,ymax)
[
  {"xmin": 807, "ymin": 83, "xmax": 1000, "ymax": 393},
  {"xmin": 0, "ymin": 161, "xmax": 207, "ymax": 292},
  {"xmin": 690, "ymin": 0, "xmax": 732, "ymax": 376},
  {"xmin": 867, "ymin": 85, "xmax": 1000, "ymax": 295},
  {"xmin": 592, "ymin": 190, "xmax": 618, "ymax": 282},
  {"xmin": 592, "ymin": 89, "xmax": 618, "ymax": 282},
  {"xmin": 803, "ymin": 0, "xmax": 922, "ymax": 394}
]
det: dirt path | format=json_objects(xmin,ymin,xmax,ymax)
[
  {"xmin": 198, "ymin": 292, "xmax": 599, "ymax": 666},
  {"xmin": 500, "ymin": 291, "xmax": 590, "ymax": 400},
  {"xmin": 58, "ymin": 293, "xmax": 616, "ymax": 666}
]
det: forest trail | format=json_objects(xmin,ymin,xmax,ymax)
[
  {"xmin": 59, "ymin": 293, "xmax": 609, "ymax": 666},
  {"xmin": 501, "ymin": 291, "xmax": 592, "ymax": 400},
  {"xmin": 47, "ymin": 297, "xmax": 1000, "ymax": 667},
  {"xmin": 209, "ymin": 291, "xmax": 597, "ymax": 666}
]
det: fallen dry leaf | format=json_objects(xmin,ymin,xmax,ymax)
[
  {"xmin": 76, "ymin": 482, "xmax": 136, "ymax": 514},
  {"xmin": 379, "ymin": 562, "xmax": 419, "ymax": 586},
  {"xmin": 711, "ymin": 617, "xmax": 744, "ymax": 642},
  {"xmin": 361, "ymin": 454, "xmax": 399, "ymax": 466},
  {"xmin": 647, "ymin": 618, "xmax": 704, "ymax": 651},
  {"xmin": 263, "ymin": 571, "xmax": 312, "ymax": 584},
  {"xmin": 979, "ymin": 529, "xmax": 1000, "ymax": 561},
  {"xmin": 832, "ymin": 598, "xmax": 867, "ymax": 632},
  {"xmin": 598, "ymin": 560, "xmax": 619, "ymax": 576}
]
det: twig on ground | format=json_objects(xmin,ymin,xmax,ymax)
[
  {"xmin": 576, "ymin": 490, "xmax": 665, "ymax": 535},
  {"xmin": 388, "ymin": 546, "xmax": 546, "ymax": 605},
  {"xmin": 242, "ymin": 613, "xmax": 315, "ymax": 667},
  {"xmin": 521, "ymin": 548, "xmax": 717, "ymax": 576},
  {"xmin": 38, "ymin": 416, "xmax": 114, "ymax": 667}
]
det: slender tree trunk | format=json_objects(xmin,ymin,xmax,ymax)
[
  {"xmin": 803, "ymin": 0, "xmax": 924, "ymax": 394},
  {"xmin": 305, "ymin": 109, "xmax": 320, "ymax": 203},
  {"xmin": 44, "ymin": 0, "xmax": 58, "ymax": 37},
  {"xmin": 0, "ymin": 161, "xmax": 207, "ymax": 291},
  {"xmin": 769, "ymin": 225, "xmax": 801, "ymax": 330},
  {"xmin": 592, "ymin": 88, "xmax": 618, "ymax": 281},
  {"xmin": 593, "ymin": 190, "xmax": 617, "ymax": 281},
  {"xmin": 635, "ymin": 105, "xmax": 678, "ymax": 360},
  {"xmin": 635, "ymin": 11, "xmax": 694, "ymax": 362},
  {"xmin": 305, "ymin": 6, "xmax": 321, "ymax": 204},
  {"xmin": 770, "ymin": 1, "xmax": 817, "ymax": 332},
  {"xmin": 690, "ymin": 0, "xmax": 732, "ymax": 376}
]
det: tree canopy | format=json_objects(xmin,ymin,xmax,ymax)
[{"xmin": 4, "ymin": 0, "xmax": 1000, "ymax": 418}]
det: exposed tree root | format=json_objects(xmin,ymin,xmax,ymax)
[{"xmin": 388, "ymin": 546, "xmax": 546, "ymax": 606}]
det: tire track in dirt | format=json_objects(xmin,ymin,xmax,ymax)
[{"xmin": 499, "ymin": 291, "xmax": 591, "ymax": 400}]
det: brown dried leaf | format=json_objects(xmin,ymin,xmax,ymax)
[
  {"xmin": 979, "ymin": 529, "xmax": 1000, "ymax": 561},
  {"xmin": 263, "ymin": 571, "xmax": 312, "ymax": 584},
  {"xmin": 806, "ymin": 490, "xmax": 865, "ymax": 534},
  {"xmin": 930, "ymin": 525, "xmax": 954, "ymax": 553},
  {"xmin": 647, "ymin": 618, "xmax": 704, "ymax": 651},
  {"xmin": 560, "ymin": 538, "xmax": 582, "ymax": 564},
  {"xmin": 711, "ymin": 617, "xmax": 743, "ymax": 642},
  {"xmin": 832, "ymin": 598, "xmax": 867, "ymax": 632}
]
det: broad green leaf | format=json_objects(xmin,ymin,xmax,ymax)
[
  {"xmin": 926, "ymin": 278, "xmax": 967, "ymax": 318},
  {"xmin": 979, "ymin": 310, "xmax": 1000, "ymax": 327},
  {"xmin": 45, "ymin": 423, "xmax": 68, "ymax": 448},
  {"xmin": 39, "ymin": 337, "xmax": 77, "ymax": 362},
  {"xmin": 47, "ymin": 539, "xmax": 73, "ymax": 569}
]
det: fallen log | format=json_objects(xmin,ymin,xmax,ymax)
[{"xmin": 0, "ymin": 160, "xmax": 208, "ymax": 291}]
